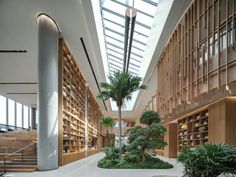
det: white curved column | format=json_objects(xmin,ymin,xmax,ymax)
[{"xmin": 37, "ymin": 13, "xmax": 59, "ymax": 171}]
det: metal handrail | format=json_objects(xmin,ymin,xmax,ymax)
[
  {"xmin": 3, "ymin": 142, "xmax": 37, "ymax": 173},
  {"xmin": 0, "ymin": 147, "xmax": 20, "ymax": 154}
]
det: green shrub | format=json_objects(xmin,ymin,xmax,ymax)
[
  {"xmin": 97, "ymin": 110, "xmax": 172, "ymax": 169},
  {"xmin": 124, "ymin": 153, "xmax": 140, "ymax": 163},
  {"xmin": 98, "ymin": 157, "xmax": 120, "ymax": 168},
  {"xmin": 126, "ymin": 111, "xmax": 167, "ymax": 163},
  {"xmin": 104, "ymin": 147, "xmax": 119, "ymax": 160},
  {"xmin": 177, "ymin": 143, "xmax": 236, "ymax": 177},
  {"xmin": 140, "ymin": 110, "xmax": 161, "ymax": 126},
  {"xmin": 98, "ymin": 154, "xmax": 173, "ymax": 169}
]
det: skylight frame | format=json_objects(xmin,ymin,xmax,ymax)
[{"xmin": 100, "ymin": 0, "xmax": 159, "ymax": 111}]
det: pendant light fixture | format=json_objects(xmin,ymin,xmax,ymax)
[{"xmin": 123, "ymin": 6, "xmax": 137, "ymax": 73}]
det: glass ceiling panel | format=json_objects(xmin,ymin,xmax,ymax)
[
  {"xmin": 103, "ymin": 0, "xmax": 127, "ymax": 16},
  {"xmin": 109, "ymin": 63, "xmax": 122, "ymax": 69},
  {"xmin": 107, "ymin": 44, "xmax": 124, "ymax": 54},
  {"xmin": 102, "ymin": 11, "xmax": 124, "ymax": 25},
  {"xmin": 113, "ymin": 0, "xmax": 133, "ymax": 6},
  {"xmin": 131, "ymin": 46, "xmax": 145, "ymax": 56},
  {"xmin": 105, "ymin": 36, "xmax": 123, "ymax": 48},
  {"xmin": 108, "ymin": 45, "xmax": 143, "ymax": 62},
  {"xmin": 136, "ymin": 13, "xmax": 153, "ymax": 27},
  {"xmin": 109, "ymin": 57, "xmax": 139, "ymax": 73},
  {"xmin": 129, "ymin": 58, "xmax": 142, "ymax": 66},
  {"xmin": 104, "ymin": 16, "xmax": 150, "ymax": 39},
  {"xmin": 133, "ymin": 33, "xmax": 148, "ymax": 44},
  {"xmin": 109, "ymin": 54, "xmax": 141, "ymax": 69},
  {"xmin": 109, "ymin": 61, "xmax": 123, "ymax": 69},
  {"xmin": 107, "ymin": 50, "xmax": 123, "ymax": 59},
  {"xmin": 105, "ymin": 29, "xmax": 124, "ymax": 42},
  {"xmin": 130, "ymin": 53, "xmax": 142, "ymax": 62},
  {"xmin": 108, "ymin": 57, "xmax": 123, "ymax": 65},
  {"xmin": 134, "ymin": 24, "xmax": 151, "ymax": 36},
  {"xmin": 106, "ymin": 34, "xmax": 123, "ymax": 44},
  {"xmin": 103, "ymin": 20, "xmax": 124, "ymax": 34},
  {"xmin": 99, "ymin": 0, "xmax": 159, "ymax": 111},
  {"xmin": 134, "ymin": 0, "xmax": 157, "ymax": 16},
  {"xmin": 132, "ymin": 40, "xmax": 146, "ymax": 50}
]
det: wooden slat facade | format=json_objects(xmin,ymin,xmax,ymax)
[{"xmin": 157, "ymin": 0, "xmax": 236, "ymax": 118}]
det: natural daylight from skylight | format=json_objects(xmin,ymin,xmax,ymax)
[{"xmin": 91, "ymin": 0, "xmax": 174, "ymax": 111}]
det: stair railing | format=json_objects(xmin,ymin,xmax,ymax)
[{"xmin": 3, "ymin": 142, "xmax": 37, "ymax": 173}]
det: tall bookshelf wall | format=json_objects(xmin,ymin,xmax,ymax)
[
  {"xmin": 59, "ymin": 38, "xmax": 103, "ymax": 165},
  {"xmin": 87, "ymin": 89, "xmax": 100, "ymax": 150},
  {"xmin": 177, "ymin": 109, "xmax": 208, "ymax": 152}
]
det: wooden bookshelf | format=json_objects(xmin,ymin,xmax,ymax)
[
  {"xmin": 87, "ymin": 89, "xmax": 100, "ymax": 150},
  {"xmin": 177, "ymin": 109, "xmax": 208, "ymax": 152},
  {"xmin": 61, "ymin": 40, "xmax": 86, "ymax": 155},
  {"xmin": 58, "ymin": 38, "xmax": 103, "ymax": 165}
]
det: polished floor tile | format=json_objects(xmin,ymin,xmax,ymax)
[{"xmin": 6, "ymin": 153, "xmax": 183, "ymax": 177}]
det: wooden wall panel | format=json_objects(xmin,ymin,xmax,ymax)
[
  {"xmin": 225, "ymin": 97, "xmax": 236, "ymax": 146},
  {"xmin": 164, "ymin": 123, "xmax": 177, "ymax": 158},
  {"xmin": 62, "ymin": 152, "xmax": 85, "ymax": 165},
  {"xmin": 208, "ymin": 97, "xmax": 236, "ymax": 146},
  {"xmin": 157, "ymin": 0, "xmax": 236, "ymax": 119},
  {"xmin": 87, "ymin": 149, "xmax": 97, "ymax": 157},
  {"xmin": 208, "ymin": 100, "xmax": 226, "ymax": 143}
]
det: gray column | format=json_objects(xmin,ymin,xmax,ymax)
[
  {"xmin": 85, "ymin": 85, "xmax": 88, "ymax": 157},
  {"xmin": 37, "ymin": 13, "xmax": 59, "ymax": 171},
  {"xmin": 14, "ymin": 102, "xmax": 17, "ymax": 129},
  {"xmin": 6, "ymin": 99, "xmax": 8, "ymax": 130},
  {"xmin": 31, "ymin": 107, "xmax": 37, "ymax": 129}
]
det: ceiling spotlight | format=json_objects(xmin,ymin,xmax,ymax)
[{"xmin": 226, "ymin": 84, "xmax": 232, "ymax": 94}]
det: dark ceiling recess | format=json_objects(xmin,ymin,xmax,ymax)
[
  {"xmin": 80, "ymin": 37, "xmax": 108, "ymax": 111},
  {"xmin": 0, "ymin": 82, "xmax": 37, "ymax": 85},
  {"xmin": 7, "ymin": 93, "xmax": 37, "ymax": 95},
  {"xmin": 0, "ymin": 50, "xmax": 27, "ymax": 53}
]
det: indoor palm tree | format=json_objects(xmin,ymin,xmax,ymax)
[
  {"xmin": 97, "ymin": 71, "xmax": 146, "ymax": 156},
  {"xmin": 100, "ymin": 116, "xmax": 115, "ymax": 147}
]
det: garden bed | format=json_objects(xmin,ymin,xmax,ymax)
[{"xmin": 98, "ymin": 154, "xmax": 173, "ymax": 169}]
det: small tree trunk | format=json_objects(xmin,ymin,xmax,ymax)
[
  {"xmin": 118, "ymin": 105, "xmax": 122, "ymax": 159},
  {"xmin": 106, "ymin": 129, "xmax": 109, "ymax": 147},
  {"xmin": 141, "ymin": 148, "xmax": 146, "ymax": 162}
]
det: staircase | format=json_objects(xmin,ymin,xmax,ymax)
[{"xmin": 0, "ymin": 130, "xmax": 38, "ymax": 172}]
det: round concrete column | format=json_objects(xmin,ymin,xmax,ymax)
[{"xmin": 37, "ymin": 14, "xmax": 59, "ymax": 170}]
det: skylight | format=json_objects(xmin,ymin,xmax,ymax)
[{"xmin": 91, "ymin": 0, "xmax": 174, "ymax": 111}]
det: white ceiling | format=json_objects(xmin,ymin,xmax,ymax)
[{"xmin": 0, "ymin": 0, "xmax": 191, "ymax": 121}]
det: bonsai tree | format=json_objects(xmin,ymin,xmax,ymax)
[
  {"xmin": 126, "ymin": 110, "xmax": 167, "ymax": 162},
  {"xmin": 178, "ymin": 143, "xmax": 236, "ymax": 177},
  {"xmin": 100, "ymin": 116, "xmax": 115, "ymax": 147},
  {"xmin": 97, "ymin": 110, "xmax": 173, "ymax": 169},
  {"xmin": 97, "ymin": 71, "xmax": 146, "ymax": 156}
]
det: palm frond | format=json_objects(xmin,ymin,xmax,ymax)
[
  {"xmin": 100, "ymin": 116, "xmax": 115, "ymax": 128},
  {"xmin": 97, "ymin": 71, "xmax": 147, "ymax": 107},
  {"xmin": 100, "ymin": 82, "xmax": 111, "ymax": 89}
]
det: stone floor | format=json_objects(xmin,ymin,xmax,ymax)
[{"xmin": 6, "ymin": 153, "xmax": 184, "ymax": 177}]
